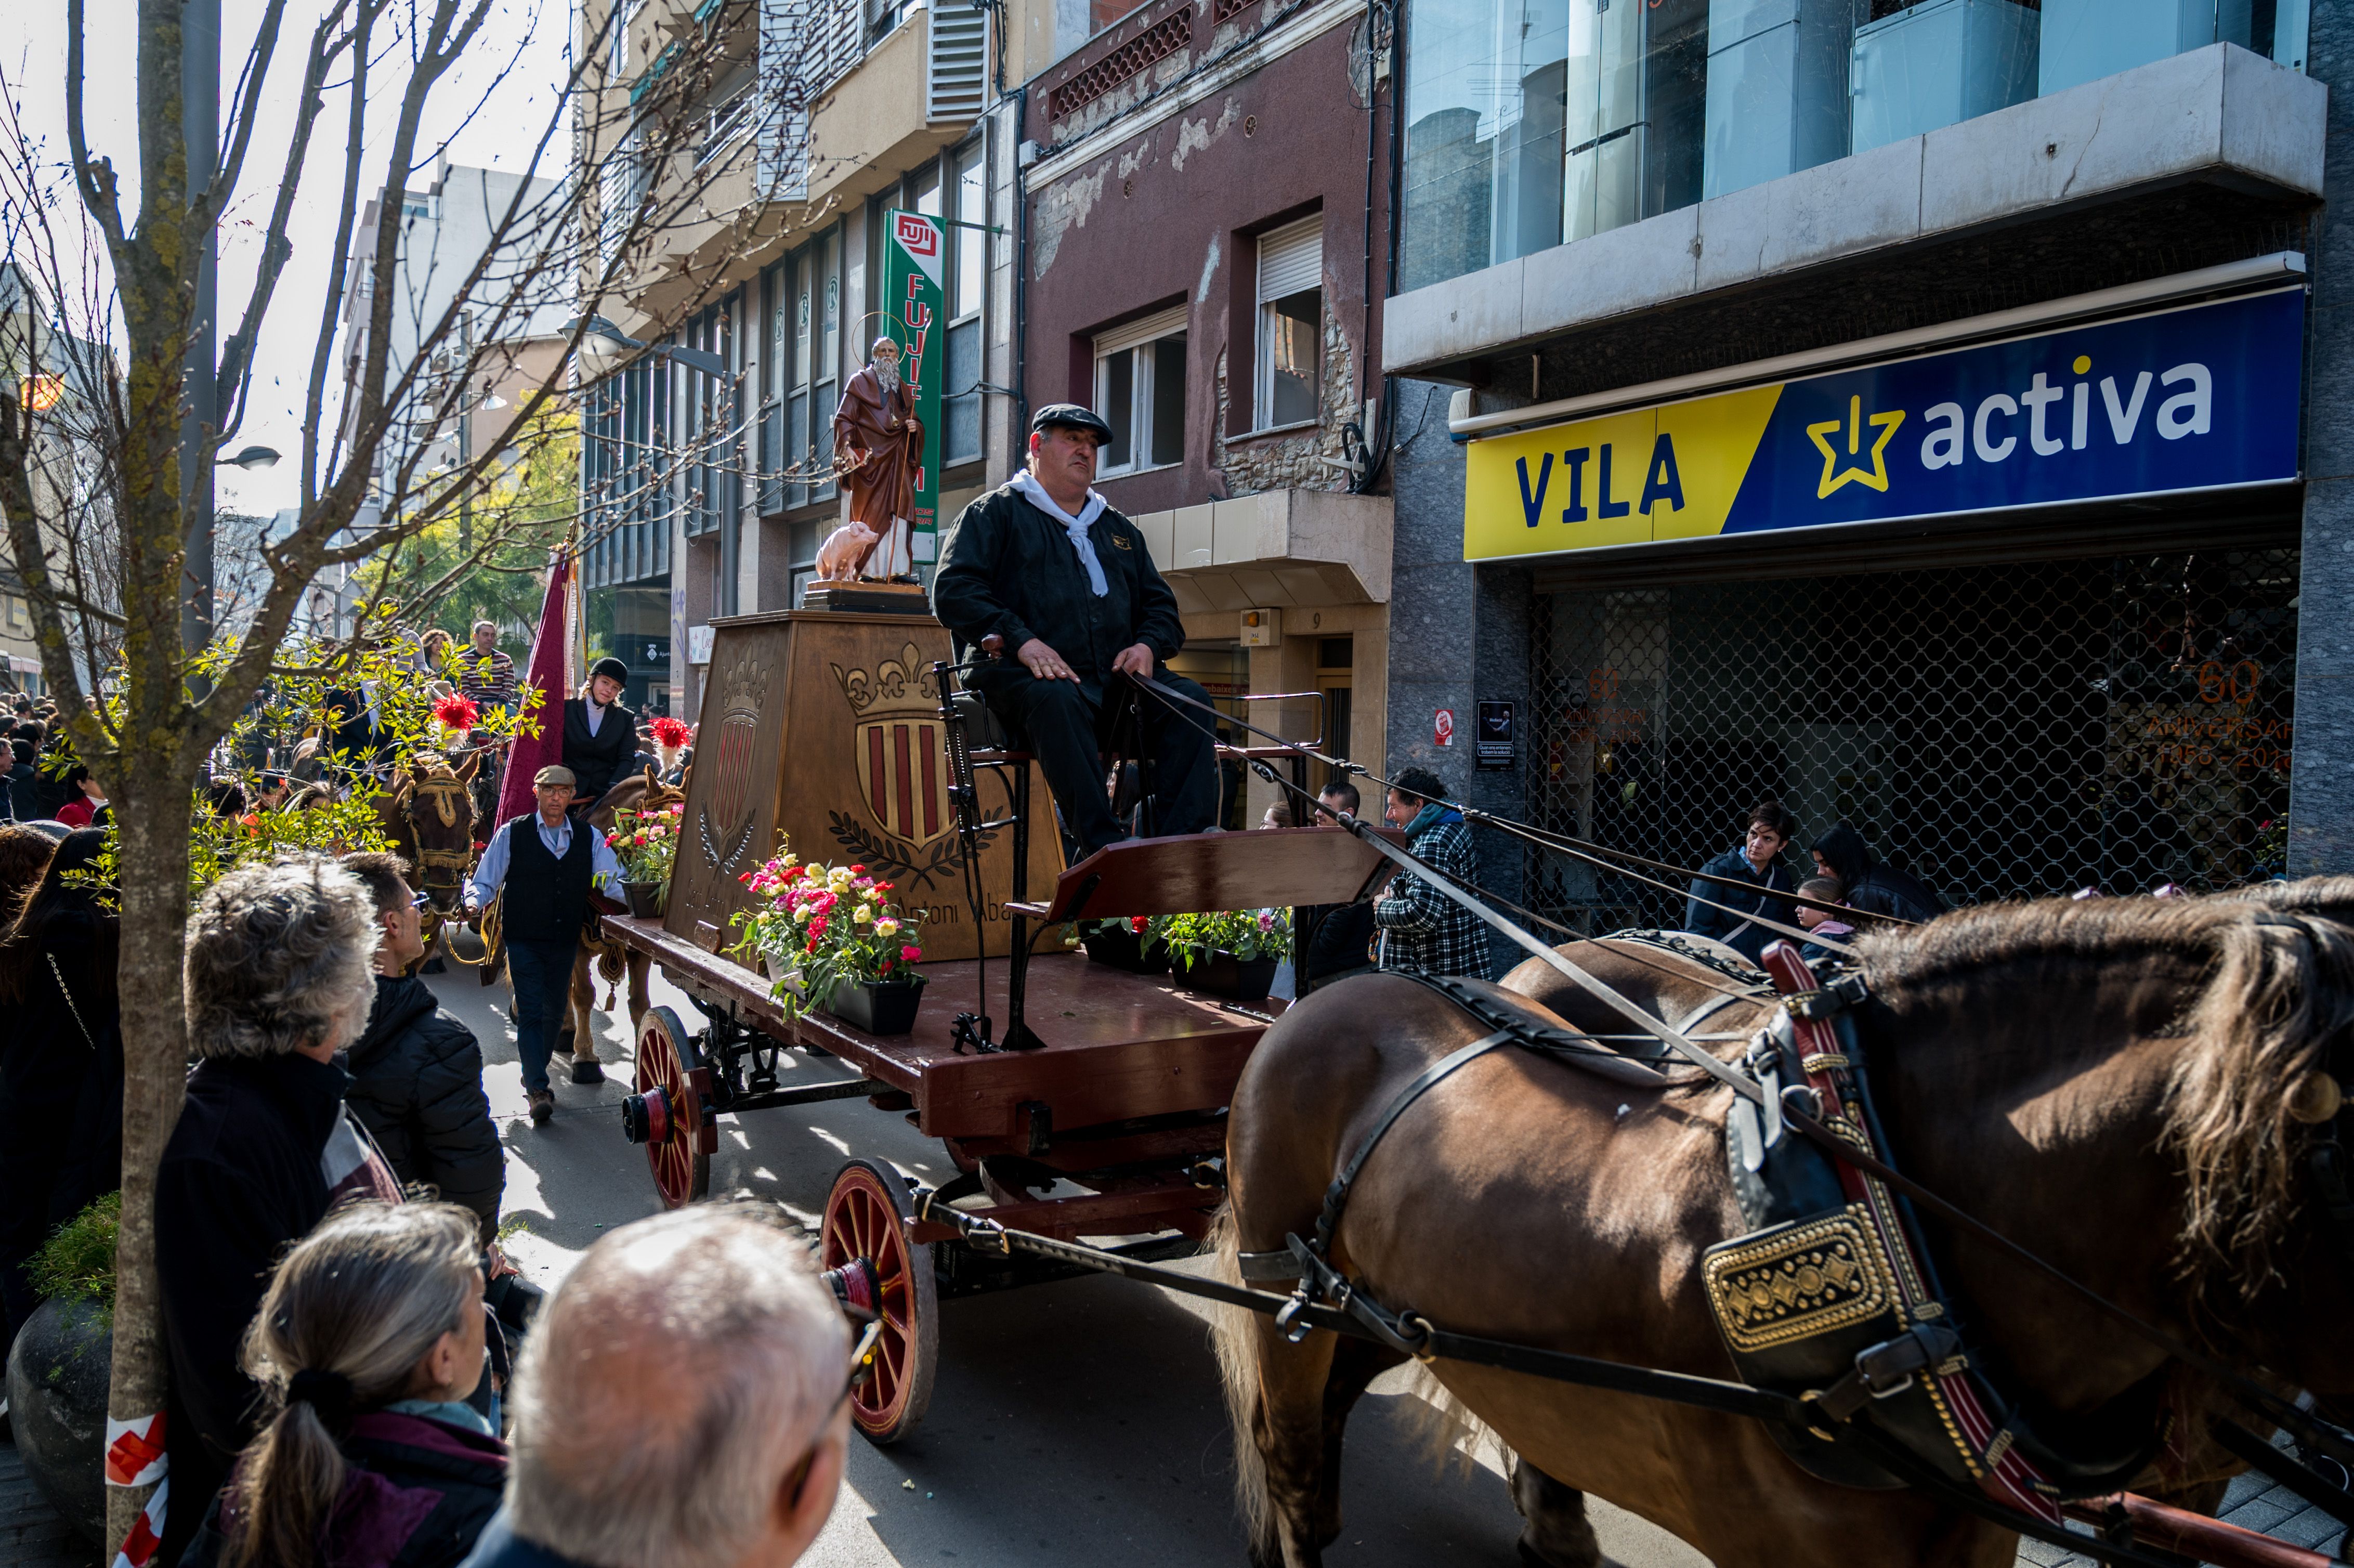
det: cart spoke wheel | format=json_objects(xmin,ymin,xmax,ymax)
[
  {"xmin": 819, "ymin": 1158, "xmax": 938, "ymax": 1445},
  {"xmin": 634, "ymin": 1007, "xmax": 710, "ymax": 1209}
]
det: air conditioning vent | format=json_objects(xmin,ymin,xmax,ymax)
[{"xmin": 926, "ymin": 7, "xmax": 988, "ymax": 122}]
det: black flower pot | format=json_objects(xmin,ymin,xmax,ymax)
[
  {"xmin": 5, "ymin": 1296, "xmax": 112, "ymax": 1548},
  {"xmin": 1174, "ymin": 951, "xmax": 1278, "ymax": 1002},
  {"xmin": 823, "ymin": 978, "xmax": 925, "ymax": 1035},
  {"xmin": 622, "ymin": 879, "xmax": 666, "ymax": 919},
  {"xmin": 1082, "ymin": 927, "xmax": 1171, "ymax": 974}
]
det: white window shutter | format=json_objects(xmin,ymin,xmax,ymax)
[
  {"xmin": 1092, "ymin": 303, "xmax": 1189, "ymax": 358},
  {"xmin": 927, "ymin": 7, "xmax": 989, "ymax": 121},
  {"xmin": 1257, "ymin": 216, "xmax": 1322, "ymax": 302}
]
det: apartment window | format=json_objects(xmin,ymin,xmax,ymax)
[
  {"xmin": 1397, "ymin": 0, "xmax": 2313, "ymax": 296},
  {"xmin": 945, "ymin": 139, "xmax": 987, "ymax": 466},
  {"xmin": 598, "ymin": 131, "xmax": 644, "ymax": 267},
  {"xmin": 815, "ymin": 228, "xmax": 841, "ymax": 496},
  {"xmin": 1254, "ymin": 217, "xmax": 1321, "ymax": 431},
  {"xmin": 1094, "ymin": 305, "xmax": 1188, "ymax": 475}
]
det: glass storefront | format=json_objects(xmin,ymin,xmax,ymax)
[{"xmin": 1400, "ymin": 0, "xmax": 2313, "ymax": 294}]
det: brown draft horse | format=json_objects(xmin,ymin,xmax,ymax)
[
  {"xmin": 557, "ymin": 767, "xmax": 686, "ymax": 1077},
  {"xmin": 1215, "ymin": 883, "xmax": 2354, "ymax": 1567}
]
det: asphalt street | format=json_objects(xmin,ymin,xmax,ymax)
[{"xmin": 428, "ymin": 961, "xmax": 1712, "ymax": 1568}]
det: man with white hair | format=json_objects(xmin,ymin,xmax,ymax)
[
  {"xmin": 155, "ymin": 855, "xmax": 405, "ymax": 1565},
  {"xmin": 459, "ymin": 1206, "xmax": 853, "ymax": 1568}
]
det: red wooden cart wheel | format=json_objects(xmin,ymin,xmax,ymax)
[
  {"xmin": 634, "ymin": 1007, "xmax": 710, "ymax": 1209},
  {"xmin": 819, "ymin": 1158, "xmax": 937, "ymax": 1445}
]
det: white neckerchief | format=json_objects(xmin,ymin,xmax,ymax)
[{"xmin": 1013, "ymin": 469, "xmax": 1109, "ymax": 597}]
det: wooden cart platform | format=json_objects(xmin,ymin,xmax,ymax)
[{"xmin": 606, "ymin": 912, "xmax": 1279, "ymax": 1144}]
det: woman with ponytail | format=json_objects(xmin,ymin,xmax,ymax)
[{"xmin": 183, "ymin": 1202, "xmax": 507, "ymax": 1568}]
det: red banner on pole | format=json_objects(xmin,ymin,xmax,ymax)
[{"xmin": 498, "ymin": 547, "xmax": 574, "ymax": 824}]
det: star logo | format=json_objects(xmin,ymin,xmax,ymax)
[{"xmin": 1807, "ymin": 395, "xmax": 1905, "ymax": 499}]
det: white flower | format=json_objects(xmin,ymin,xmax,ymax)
[
  {"xmin": 853, "ymin": 905, "xmax": 872, "ymax": 924},
  {"xmin": 875, "ymin": 917, "xmax": 899, "ymax": 936},
  {"xmin": 795, "ymin": 906, "xmax": 813, "ymax": 923}
]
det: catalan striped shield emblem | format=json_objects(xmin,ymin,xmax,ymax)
[
  {"xmin": 853, "ymin": 717, "xmax": 953, "ymax": 848},
  {"xmin": 696, "ymin": 706, "xmax": 761, "ymax": 872}
]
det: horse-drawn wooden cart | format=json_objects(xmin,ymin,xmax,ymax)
[{"xmin": 601, "ymin": 606, "xmax": 1398, "ymax": 1443}]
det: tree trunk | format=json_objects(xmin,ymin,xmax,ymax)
[{"xmin": 104, "ymin": 792, "xmax": 194, "ymax": 1555}]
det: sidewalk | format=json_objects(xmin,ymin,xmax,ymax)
[{"xmin": 2, "ymin": 1431, "xmax": 100, "ymax": 1568}]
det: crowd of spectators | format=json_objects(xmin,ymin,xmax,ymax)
[{"xmin": 0, "ymin": 841, "xmax": 855, "ymax": 1568}]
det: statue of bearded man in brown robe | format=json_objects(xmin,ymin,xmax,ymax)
[{"xmin": 830, "ymin": 337, "xmax": 923, "ymax": 579}]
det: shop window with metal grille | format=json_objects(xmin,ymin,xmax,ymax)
[
  {"xmin": 1523, "ymin": 548, "xmax": 2298, "ymax": 935},
  {"xmin": 1254, "ymin": 216, "xmax": 1322, "ymax": 430}
]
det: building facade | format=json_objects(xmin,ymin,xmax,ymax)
[
  {"xmin": 1018, "ymin": 0, "xmax": 1400, "ymax": 823},
  {"xmin": 1376, "ymin": 2, "xmax": 2332, "ymax": 930},
  {"xmin": 578, "ymin": 0, "xmax": 1076, "ymax": 717}
]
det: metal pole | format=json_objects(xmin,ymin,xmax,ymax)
[
  {"xmin": 458, "ymin": 313, "xmax": 473, "ymax": 561},
  {"xmin": 179, "ymin": 0, "xmax": 219, "ymax": 667}
]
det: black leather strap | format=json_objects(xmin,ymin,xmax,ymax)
[
  {"xmin": 1313, "ymin": 1029, "xmax": 1517, "ymax": 1256},
  {"xmin": 1385, "ymin": 970, "xmax": 1677, "ymax": 1085}
]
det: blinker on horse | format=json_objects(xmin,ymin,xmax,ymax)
[{"xmin": 1214, "ymin": 884, "xmax": 2354, "ymax": 1568}]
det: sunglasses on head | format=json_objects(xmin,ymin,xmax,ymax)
[
  {"xmin": 408, "ymin": 890, "xmax": 431, "ymax": 910},
  {"xmin": 784, "ymin": 1317, "xmax": 882, "ymax": 1508}
]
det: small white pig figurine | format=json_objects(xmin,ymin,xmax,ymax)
[{"xmin": 815, "ymin": 521, "xmax": 879, "ymax": 581}]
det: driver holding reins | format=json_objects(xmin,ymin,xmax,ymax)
[{"xmin": 933, "ymin": 404, "xmax": 1220, "ymax": 857}]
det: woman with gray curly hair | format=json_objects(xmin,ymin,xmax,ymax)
[{"xmin": 156, "ymin": 856, "xmax": 411, "ymax": 1567}]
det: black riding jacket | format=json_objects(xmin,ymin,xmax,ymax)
[{"xmin": 932, "ymin": 482, "xmax": 1185, "ymax": 684}]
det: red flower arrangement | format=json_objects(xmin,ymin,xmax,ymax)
[
  {"xmin": 650, "ymin": 716, "xmax": 692, "ymax": 749},
  {"xmin": 432, "ymin": 693, "xmax": 481, "ymax": 733}
]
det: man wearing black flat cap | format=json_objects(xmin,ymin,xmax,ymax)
[
  {"xmin": 560, "ymin": 656, "xmax": 637, "ymax": 813},
  {"xmin": 933, "ymin": 403, "xmax": 1218, "ymax": 856}
]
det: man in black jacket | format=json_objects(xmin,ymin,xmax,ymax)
[
  {"xmin": 341, "ymin": 852, "xmax": 505, "ymax": 1238},
  {"xmin": 932, "ymin": 404, "xmax": 1217, "ymax": 856},
  {"xmin": 559, "ymin": 657, "xmax": 636, "ymax": 813},
  {"xmin": 156, "ymin": 858, "xmax": 405, "ymax": 1567},
  {"xmin": 1296, "ymin": 782, "xmax": 1377, "ymax": 992}
]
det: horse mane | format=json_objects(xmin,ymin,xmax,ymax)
[{"xmin": 1858, "ymin": 887, "xmax": 2354, "ymax": 1291}]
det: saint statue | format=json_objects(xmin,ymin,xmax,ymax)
[{"xmin": 828, "ymin": 337, "xmax": 923, "ymax": 580}]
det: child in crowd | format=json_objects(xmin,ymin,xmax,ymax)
[
  {"xmin": 184, "ymin": 1203, "xmax": 507, "ymax": 1568},
  {"xmin": 1795, "ymin": 874, "xmax": 1856, "ymax": 970}
]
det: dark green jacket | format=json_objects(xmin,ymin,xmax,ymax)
[{"xmin": 932, "ymin": 482, "xmax": 1185, "ymax": 684}]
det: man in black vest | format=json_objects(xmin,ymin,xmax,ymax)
[
  {"xmin": 561, "ymin": 656, "xmax": 637, "ymax": 813},
  {"xmin": 466, "ymin": 765, "xmax": 622, "ymax": 1122}
]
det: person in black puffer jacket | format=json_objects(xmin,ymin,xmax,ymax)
[{"xmin": 342, "ymin": 853, "xmax": 504, "ymax": 1238}]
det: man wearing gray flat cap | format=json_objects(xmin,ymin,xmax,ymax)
[{"xmin": 932, "ymin": 404, "xmax": 1217, "ymax": 857}]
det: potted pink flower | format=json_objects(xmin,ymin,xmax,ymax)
[
  {"xmin": 731, "ymin": 844, "xmax": 931, "ymax": 1034},
  {"xmin": 607, "ymin": 800, "xmax": 684, "ymax": 918}
]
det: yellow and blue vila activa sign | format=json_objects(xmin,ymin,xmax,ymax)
[{"xmin": 1463, "ymin": 288, "xmax": 2305, "ymax": 562}]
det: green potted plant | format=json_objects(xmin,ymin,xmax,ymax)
[
  {"xmin": 1079, "ymin": 914, "xmax": 1170, "ymax": 974},
  {"xmin": 1153, "ymin": 907, "xmax": 1291, "ymax": 1002},
  {"xmin": 4, "ymin": 1193, "xmax": 120, "ymax": 1548},
  {"xmin": 731, "ymin": 845, "xmax": 930, "ymax": 1034},
  {"xmin": 607, "ymin": 798, "xmax": 683, "ymax": 918}
]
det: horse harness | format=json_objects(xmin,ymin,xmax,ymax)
[{"xmin": 1233, "ymin": 948, "xmax": 2354, "ymax": 1567}]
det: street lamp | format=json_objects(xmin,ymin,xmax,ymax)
[
  {"xmin": 218, "ymin": 445, "xmax": 281, "ymax": 470},
  {"xmin": 565, "ymin": 315, "xmax": 729, "ymax": 380}
]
